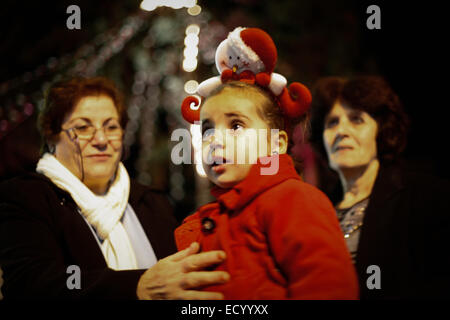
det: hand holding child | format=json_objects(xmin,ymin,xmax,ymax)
[{"xmin": 137, "ymin": 242, "xmax": 230, "ymax": 300}]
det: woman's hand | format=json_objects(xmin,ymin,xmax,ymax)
[{"xmin": 136, "ymin": 242, "xmax": 229, "ymax": 300}]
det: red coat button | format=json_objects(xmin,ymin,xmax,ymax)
[{"xmin": 201, "ymin": 217, "xmax": 216, "ymax": 232}]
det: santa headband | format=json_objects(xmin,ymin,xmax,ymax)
[{"xmin": 181, "ymin": 27, "xmax": 312, "ymax": 124}]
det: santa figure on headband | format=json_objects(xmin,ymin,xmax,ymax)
[{"xmin": 181, "ymin": 26, "xmax": 312, "ymax": 123}]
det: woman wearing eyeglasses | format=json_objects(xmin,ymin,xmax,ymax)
[{"xmin": 0, "ymin": 77, "xmax": 229, "ymax": 300}]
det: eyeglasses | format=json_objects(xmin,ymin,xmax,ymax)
[{"xmin": 64, "ymin": 121, "xmax": 123, "ymax": 141}]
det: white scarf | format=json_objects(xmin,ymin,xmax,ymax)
[{"xmin": 36, "ymin": 153, "xmax": 138, "ymax": 270}]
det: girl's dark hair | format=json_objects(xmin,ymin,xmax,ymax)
[
  {"xmin": 206, "ymin": 81, "xmax": 310, "ymax": 172},
  {"xmin": 38, "ymin": 77, "xmax": 126, "ymax": 154},
  {"xmin": 309, "ymin": 75, "xmax": 410, "ymax": 164}
]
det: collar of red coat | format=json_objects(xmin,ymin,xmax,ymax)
[{"xmin": 203, "ymin": 153, "xmax": 301, "ymax": 214}]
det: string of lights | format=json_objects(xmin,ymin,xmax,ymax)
[
  {"xmin": 0, "ymin": 14, "xmax": 147, "ymax": 141},
  {"xmin": 1, "ymin": 1, "xmax": 228, "ymax": 206}
]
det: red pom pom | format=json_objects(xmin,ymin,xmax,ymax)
[
  {"xmin": 238, "ymin": 70, "xmax": 256, "ymax": 84},
  {"xmin": 255, "ymin": 72, "xmax": 271, "ymax": 87},
  {"xmin": 277, "ymin": 82, "xmax": 312, "ymax": 118},
  {"xmin": 221, "ymin": 69, "xmax": 233, "ymax": 82},
  {"xmin": 181, "ymin": 96, "xmax": 201, "ymax": 123}
]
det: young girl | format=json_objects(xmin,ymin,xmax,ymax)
[{"xmin": 175, "ymin": 27, "xmax": 358, "ymax": 299}]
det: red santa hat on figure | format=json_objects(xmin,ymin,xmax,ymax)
[{"xmin": 181, "ymin": 27, "xmax": 312, "ymax": 123}]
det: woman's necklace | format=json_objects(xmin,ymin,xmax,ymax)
[{"xmin": 336, "ymin": 197, "xmax": 370, "ymax": 238}]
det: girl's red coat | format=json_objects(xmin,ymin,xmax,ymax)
[{"xmin": 175, "ymin": 154, "xmax": 358, "ymax": 299}]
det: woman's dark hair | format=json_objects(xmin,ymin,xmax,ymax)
[
  {"xmin": 309, "ymin": 75, "xmax": 410, "ymax": 164},
  {"xmin": 38, "ymin": 76, "xmax": 126, "ymax": 154},
  {"xmin": 206, "ymin": 81, "xmax": 310, "ymax": 172}
]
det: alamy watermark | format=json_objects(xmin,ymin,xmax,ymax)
[
  {"xmin": 366, "ymin": 5, "xmax": 381, "ymax": 30},
  {"xmin": 366, "ymin": 264, "xmax": 381, "ymax": 290},
  {"xmin": 66, "ymin": 265, "xmax": 81, "ymax": 290},
  {"xmin": 171, "ymin": 124, "xmax": 281, "ymax": 175},
  {"xmin": 66, "ymin": 5, "xmax": 81, "ymax": 30}
]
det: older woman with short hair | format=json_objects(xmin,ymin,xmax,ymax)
[
  {"xmin": 0, "ymin": 77, "xmax": 229, "ymax": 300},
  {"xmin": 310, "ymin": 75, "xmax": 450, "ymax": 299}
]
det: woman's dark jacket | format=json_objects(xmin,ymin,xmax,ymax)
[
  {"xmin": 356, "ymin": 164, "xmax": 450, "ymax": 299},
  {"xmin": 0, "ymin": 172, "xmax": 178, "ymax": 300}
]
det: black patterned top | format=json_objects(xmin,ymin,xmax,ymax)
[{"xmin": 336, "ymin": 198, "xmax": 370, "ymax": 264}]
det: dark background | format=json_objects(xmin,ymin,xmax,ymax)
[{"xmin": 0, "ymin": 0, "xmax": 448, "ymax": 219}]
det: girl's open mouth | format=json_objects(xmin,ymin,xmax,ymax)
[{"xmin": 211, "ymin": 156, "xmax": 230, "ymax": 173}]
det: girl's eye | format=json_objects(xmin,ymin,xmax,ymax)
[
  {"xmin": 202, "ymin": 127, "xmax": 214, "ymax": 138},
  {"xmin": 230, "ymin": 121, "xmax": 244, "ymax": 133}
]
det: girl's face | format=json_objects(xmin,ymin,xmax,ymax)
[
  {"xmin": 54, "ymin": 95, "xmax": 123, "ymax": 194},
  {"xmin": 323, "ymin": 101, "xmax": 378, "ymax": 171},
  {"xmin": 200, "ymin": 90, "xmax": 275, "ymax": 189}
]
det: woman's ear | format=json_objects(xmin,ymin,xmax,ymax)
[
  {"xmin": 47, "ymin": 142, "xmax": 56, "ymax": 154},
  {"xmin": 46, "ymin": 135, "xmax": 58, "ymax": 154},
  {"xmin": 272, "ymin": 130, "xmax": 288, "ymax": 155}
]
